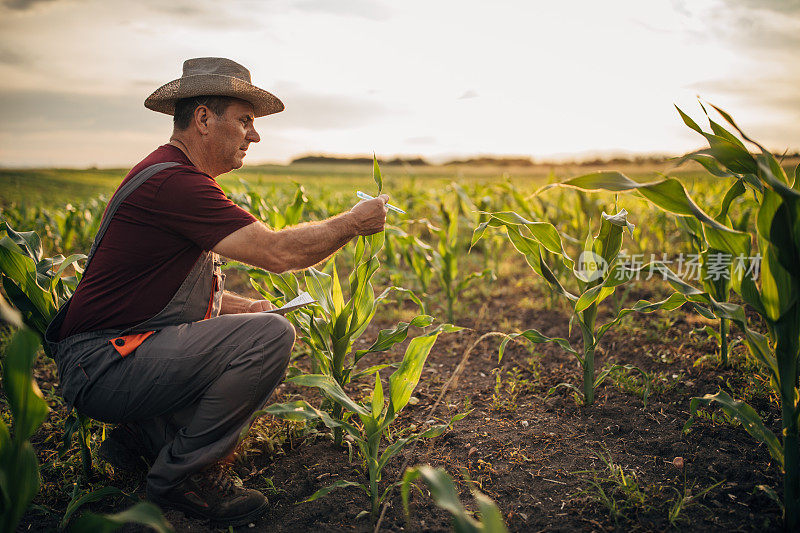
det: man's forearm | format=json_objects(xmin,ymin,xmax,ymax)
[
  {"xmin": 214, "ymin": 196, "xmax": 387, "ymax": 274},
  {"xmin": 219, "ymin": 291, "xmax": 254, "ymax": 315},
  {"xmin": 271, "ymin": 212, "xmax": 357, "ymax": 271}
]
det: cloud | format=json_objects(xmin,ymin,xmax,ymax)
[
  {"xmin": 292, "ymin": 0, "xmax": 391, "ymax": 20},
  {"xmin": 707, "ymin": 0, "xmax": 800, "ymax": 53},
  {"xmin": 136, "ymin": 0, "xmax": 265, "ymax": 31},
  {"xmin": 267, "ymin": 83, "xmax": 394, "ymax": 130},
  {"xmin": 404, "ymin": 136, "xmax": 436, "ymax": 146},
  {"xmin": 0, "ymin": 89, "xmax": 162, "ymax": 133},
  {"xmin": 0, "ymin": 46, "xmax": 27, "ymax": 65},
  {"xmin": 690, "ymin": 75, "xmax": 800, "ymax": 118},
  {"xmin": 1, "ymin": 0, "xmax": 57, "ymax": 11},
  {"xmin": 721, "ymin": 0, "xmax": 800, "ymax": 14}
]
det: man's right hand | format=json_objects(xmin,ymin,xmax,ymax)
[{"xmin": 349, "ymin": 194, "xmax": 389, "ymax": 236}]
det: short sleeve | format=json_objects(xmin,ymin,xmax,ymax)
[{"xmin": 152, "ymin": 169, "xmax": 257, "ymax": 250}]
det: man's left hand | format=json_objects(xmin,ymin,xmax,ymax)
[{"xmin": 247, "ymin": 299, "xmax": 277, "ymax": 312}]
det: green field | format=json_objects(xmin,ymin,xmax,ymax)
[
  {"xmin": 0, "ymin": 159, "xmax": 717, "ymax": 209},
  {"xmin": 2, "ymin": 130, "xmax": 800, "ymax": 531}
]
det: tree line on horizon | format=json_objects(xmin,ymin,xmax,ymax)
[{"xmin": 290, "ymin": 152, "xmax": 800, "ymax": 167}]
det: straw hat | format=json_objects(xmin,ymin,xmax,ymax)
[{"xmin": 144, "ymin": 57, "xmax": 284, "ymax": 117}]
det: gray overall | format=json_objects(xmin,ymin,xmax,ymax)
[{"xmin": 44, "ymin": 162, "xmax": 294, "ymax": 497}]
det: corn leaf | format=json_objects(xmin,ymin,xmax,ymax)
[
  {"xmin": 371, "ymin": 372, "xmax": 384, "ymax": 421},
  {"xmin": 305, "ymin": 267, "xmax": 334, "ymax": 316},
  {"xmin": 69, "ymin": 501, "xmax": 175, "ymax": 533},
  {"xmin": 373, "ymin": 154, "xmax": 383, "ymax": 193},
  {"xmin": 685, "ymin": 390, "xmax": 783, "ymax": 467},
  {"xmin": 289, "ymin": 374, "xmax": 370, "ymax": 417},
  {"xmin": 1, "ymin": 223, "xmax": 43, "ymax": 263},
  {"xmin": 3, "ymin": 328, "xmax": 48, "ymax": 442},
  {"xmin": 499, "ymin": 329, "xmax": 577, "ymax": 363},
  {"xmin": 389, "ymin": 325, "xmax": 462, "ymax": 415},
  {"xmin": 539, "ymin": 172, "xmax": 750, "ymax": 258},
  {"xmin": 401, "ymin": 466, "xmax": 482, "ymax": 532},
  {"xmin": 305, "ymin": 479, "xmax": 368, "ymax": 503},
  {"xmin": 60, "ymin": 486, "xmax": 135, "ymax": 530},
  {"xmin": 354, "ymin": 315, "xmax": 434, "ymax": 362},
  {"xmin": 0, "ymin": 439, "xmax": 40, "ymax": 533},
  {"xmin": 474, "ymin": 490, "xmax": 510, "ymax": 533}
]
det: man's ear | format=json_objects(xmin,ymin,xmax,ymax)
[{"xmin": 194, "ymin": 105, "xmax": 211, "ymax": 135}]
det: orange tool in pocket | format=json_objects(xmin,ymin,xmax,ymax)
[
  {"xmin": 109, "ymin": 331, "xmax": 155, "ymax": 357},
  {"xmin": 203, "ymin": 272, "xmax": 220, "ymax": 320}
]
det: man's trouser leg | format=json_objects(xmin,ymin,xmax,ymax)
[{"xmin": 60, "ymin": 313, "xmax": 294, "ymax": 497}]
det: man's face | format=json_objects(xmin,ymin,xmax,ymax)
[{"xmin": 205, "ymin": 99, "xmax": 260, "ymax": 174}]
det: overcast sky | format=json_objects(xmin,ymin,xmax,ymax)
[{"xmin": 0, "ymin": 0, "xmax": 797, "ymax": 167}]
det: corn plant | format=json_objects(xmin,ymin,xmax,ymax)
[
  {"xmin": 473, "ymin": 209, "xmax": 684, "ymax": 405},
  {"xmin": 543, "ymin": 103, "xmax": 799, "ymax": 529},
  {"xmin": 231, "ymin": 180, "xmax": 308, "ymax": 229},
  {"xmin": 677, "ymin": 214, "xmax": 738, "ymax": 366},
  {"xmin": 676, "ymin": 106, "xmax": 799, "ymax": 530},
  {"xmin": 2, "ymin": 200, "xmax": 97, "ymax": 257},
  {"xmin": 0, "ymin": 306, "xmax": 48, "ymax": 533},
  {"xmin": 262, "ymin": 323, "xmax": 464, "ymax": 519},
  {"xmin": 431, "ymin": 189, "xmax": 494, "ymax": 323},
  {"xmin": 385, "ymin": 226, "xmax": 435, "ymax": 300},
  {"xmin": 401, "ymin": 465, "xmax": 509, "ymax": 533},
  {"xmin": 249, "ymin": 158, "xmax": 431, "ymax": 444},
  {"xmin": 0, "ymin": 223, "xmax": 95, "ymax": 480},
  {"xmin": 0, "ymin": 222, "xmax": 85, "ymax": 343},
  {"xmin": 250, "ymin": 241, "xmax": 428, "ymax": 443}
]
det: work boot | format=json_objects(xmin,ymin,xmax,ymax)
[
  {"xmin": 148, "ymin": 464, "xmax": 269, "ymax": 526},
  {"xmin": 97, "ymin": 423, "xmax": 155, "ymax": 473}
]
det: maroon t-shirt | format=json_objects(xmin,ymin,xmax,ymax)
[{"xmin": 58, "ymin": 145, "xmax": 256, "ymax": 340}]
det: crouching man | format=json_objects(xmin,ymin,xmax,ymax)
[{"xmin": 44, "ymin": 57, "xmax": 389, "ymax": 526}]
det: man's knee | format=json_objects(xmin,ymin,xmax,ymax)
[
  {"xmin": 270, "ymin": 314, "xmax": 295, "ymax": 360},
  {"xmin": 251, "ymin": 314, "xmax": 294, "ymax": 363}
]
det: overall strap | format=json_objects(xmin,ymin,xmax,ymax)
[
  {"xmin": 84, "ymin": 161, "xmax": 179, "ymax": 271},
  {"xmin": 45, "ymin": 161, "xmax": 180, "ymax": 351}
]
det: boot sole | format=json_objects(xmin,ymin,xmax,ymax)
[{"xmin": 152, "ymin": 496, "xmax": 269, "ymax": 527}]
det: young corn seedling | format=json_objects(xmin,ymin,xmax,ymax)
[
  {"xmin": 249, "ymin": 158, "xmax": 429, "ymax": 444},
  {"xmin": 432, "ymin": 188, "xmax": 494, "ymax": 323},
  {"xmin": 542, "ymin": 102, "xmax": 798, "ymax": 529},
  {"xmin": 0, "ymin": 223, "xmax": 96, "ymax": 481},
  {"xmin": 401, "ymin": 465, "xmax": 509, "ymax": 533},
  {"xmin": 0, "ymin": 222, "xmax": 85, "ymax": 342},
  {"xmin": 677, "ymin": 214, "xmax": 738, "ymax": 366},
  {"xmin": 231, "ymin": 180, "xmax": 308, "ymax": 230},
  {"xmin": 259, "ymin": 324, "xmax": 465, "ymax": 519},
  {"xmin": 384, "ymin": 226, "xmax": 435, "ymax": 300},
  {"xmin": 249, "ymin": 240, "xmax": 428, "ymax": 444},
  {"xmin": 472, "ymin": 209, "xmax": 683, "ymax": 405},
  {"xmin": 676, "ymin": 105, "xmax": 800, "ymax": 530}
]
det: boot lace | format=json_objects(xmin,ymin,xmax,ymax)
[{"xmin": 194, "ymin": 464, "xmax": 237, "ymax": 496}]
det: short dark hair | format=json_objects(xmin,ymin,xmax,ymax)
[{"xmin": 173, "ymin": 95, "xmax": 236, "ymax": 130}]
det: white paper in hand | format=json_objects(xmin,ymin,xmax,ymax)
[{"xmin": 264, "ymin": 291, "xmax": 316, "ymax": 315}]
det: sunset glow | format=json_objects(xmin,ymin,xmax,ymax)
[{"xmin": 0, "ymin": 0, "xmax": 797, "ymax": 167}]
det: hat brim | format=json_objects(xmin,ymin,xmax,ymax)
[{"xmin": 144, "ymin": 74, "xmax": 284, "ymax": 118}]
